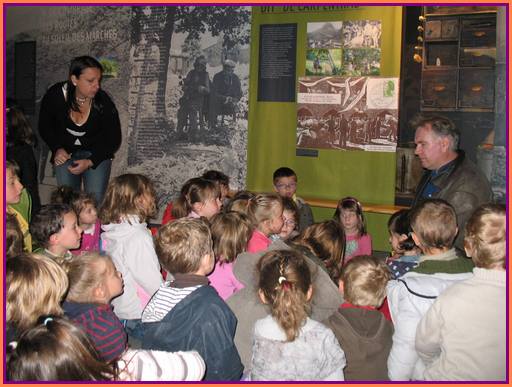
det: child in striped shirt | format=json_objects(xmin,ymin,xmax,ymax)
[{"xmin": 62, "ymin": 252, "xmax": 127, "ymax": 363}]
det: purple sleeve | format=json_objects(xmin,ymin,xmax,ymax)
[{"xmin": 75, "ymin": 306, "xmax": 127, "ymax": 363}]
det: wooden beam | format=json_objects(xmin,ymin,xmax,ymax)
[{"xmin": 303, "ymin": 197, "xmax": 409, "ymax": 215}]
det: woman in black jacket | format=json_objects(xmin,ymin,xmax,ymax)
[{"xmin": 38, "ymin": 55, "xmax": 121, "ymax": 205}]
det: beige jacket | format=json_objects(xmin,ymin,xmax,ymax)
[{"xmin": 415, "ymin": 268, "xmax": 506, "ymax": 380}]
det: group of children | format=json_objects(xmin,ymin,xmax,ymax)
[{"xmin": 5, "ymin": 161, "xmax": 506, "ymax": 381}]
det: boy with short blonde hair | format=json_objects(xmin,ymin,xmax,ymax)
[
  {"xmin": 341, "ymin": 255, "xmax": 390, "ymax": 307},
  {"xmin": 387, "ymin": 199, "xmax": 473, "ymax": 381},
  {"xmin": 154, "ymin": 217, "xmax": 213, "ymax": 274},
  {"xmin": 324, "ymin": 255, "xmax": 393, "ymax": 380},
  {"xmin": 410, "ymin": 199, "xmax": 457, "ymax": 252},
  {"xmin": 142, "ymin": 218, "xmax": 242, "ymax": 381},
  {"xmin": 409, "ymin": 199, "xmax": 473, "ymax": 274}
]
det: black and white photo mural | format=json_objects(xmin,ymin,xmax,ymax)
[{"xmin": 126, "ymin": 6, "xmax": 251, "ymax": 215}]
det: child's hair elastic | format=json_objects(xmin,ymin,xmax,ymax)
[
  {"xmin": 278, "ymin": 276, "xmax": 290, "ymax": 290},
  {"xmin": 43, "ymin": 317, "xmax": 53, "ymax": 326},
  {"xmin": 37, "ymin": 316, "xmax": 54, "ymax": 327},
  {"xmin": 278, "ymin": 259, "xmax": 291, "ymax": 290}
]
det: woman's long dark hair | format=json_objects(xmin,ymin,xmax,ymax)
[{"xmin": 66, "ymin": 55, "xmax": 103, "ymax": 113}]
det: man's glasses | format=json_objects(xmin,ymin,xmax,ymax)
[{"xmin": 276, "ymin": 183, "xmax": 297, "ymax": 190}]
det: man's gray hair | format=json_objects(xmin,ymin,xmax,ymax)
[{"xmin": 410, "ymin": 114, "xmax": 460, "ymax": 151}]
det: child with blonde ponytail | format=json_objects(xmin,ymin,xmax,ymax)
[{"xmin": 249, "ymin": 250, "xmax": 346, "ymax": 381}]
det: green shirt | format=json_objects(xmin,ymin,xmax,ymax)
[{"xmin": 33, "ymin": 247, "xmax": 73, "ymax": 263}]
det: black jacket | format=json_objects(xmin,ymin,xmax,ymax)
[
  {"xmin": 38, "ymin": 82, "xmax": 121, "ymax": 168},
  {"xmin": 142, "ymin": 285, "xmax": 243, "ymax": 381}
]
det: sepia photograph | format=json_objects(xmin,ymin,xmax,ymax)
[{"xmin": 297, "ymin": 76, "xmax": 398, "ymax": 152}]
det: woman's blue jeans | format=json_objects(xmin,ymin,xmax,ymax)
[{"xmin": 54, "ymin": 150, "xmax": 111, "ymax": 205}]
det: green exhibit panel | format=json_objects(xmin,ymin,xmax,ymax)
[{"xmin": 247, "ymin": 6, "xmax": 403, "ymax": 251}]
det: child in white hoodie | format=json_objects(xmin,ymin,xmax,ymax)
[
  {"xmin": 386, "ymin": 199, "xmax": 473, "ymax": 381},
  {"xmin": 100, "ymin": 174, "xmax": 163, "ymax": 343}
]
